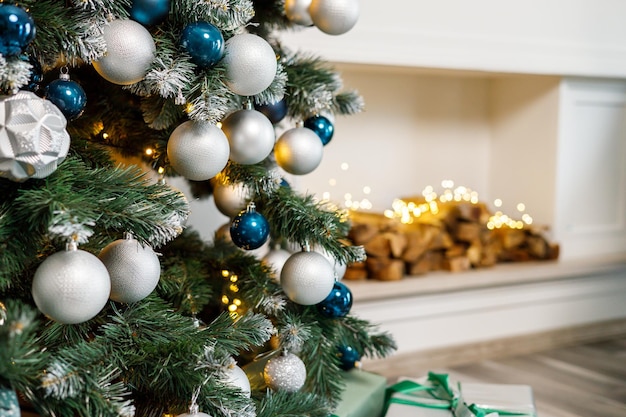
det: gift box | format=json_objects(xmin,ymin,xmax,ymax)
[
  {"xmin": 384, "ymin": 372, "xmax": 536, "ymax": 417},
  {"xmin": 333, "ymin": 370, "xmax": 388, "ymax": 417}
]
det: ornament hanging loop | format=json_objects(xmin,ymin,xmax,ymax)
[
  {"xmin": 243, "ymin": 98, "xmax": 253, "ymax": 110},
  {"xmin": 59, "ymin": 66, "xmax": 70, "ymax": 81}
]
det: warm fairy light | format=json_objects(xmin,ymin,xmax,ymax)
[
  {"xmin": 221, "ymin": 270, "xmax": 230, "ymax": 278},
  {"xmin": 341, "ymin": 162, "xmax": 349, "ymax": 170},
  {"xmin": 145, "ymin": 148, "xmax": 154, "ymax": 156},
  {"xmin": 230, "ymin": 275, "xmax": 238, "ymax": 282},
  {"xmin": 216, "ymin": 121, "xmax": 222, "ymax": 129},
  {"xmin": 233, "ymin": 298, "xmax": 242, "ymax": 306},
  {"xmin": 158, "ymin": 167, "xmax": 165, "ymax": 175},
  {"xmin": 222, "ymin": 295, "xmax": 229, "ymax": 304},
  {"xmin": 229, "ymin": 284, "xmax": 239, "ymax": 292},
  {"xmin": 322, "ymin": 191, "xmax": 331, "ymax": 200},
  {"xmin": 494, "ymin": 199, "xmax": 502, "ymax": 208},
  {"xmin": 329, "ymin": 178, "xmax": 337, "ymax": 186},
  {"xmin": 517, "ymin": 203, "xmax": 526, "ymax": 212},
  {"xmin": 522, "ymin": 213, "xmax": 533, "ymax": 225},
  {"xmin": 363, "ymin": 186, "xmax": 371, "ymax": 194},
  {"xmin": 102, "ymin": 132, "xmax": 109, "ymax": 139},
  {"xmin": 228, "ymin": 304, "xmax": 238, "ymax": 312}
]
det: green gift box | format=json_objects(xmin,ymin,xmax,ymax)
[{"xmin": 334, "ymin": 370, "xmax": 388, "ymax": 417}]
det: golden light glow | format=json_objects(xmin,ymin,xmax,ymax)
[
  {"xmin": 363, "ymin": 186, "xmax": 371, "ymax": 194},
  {"xmin": 145, "ymin": 148, "xmax": 154, "ymax": 156},
  {"xmin": 229, "ymin": 284, "xmax": 239, "ymax": 292},
  {"xmin": 102, "ymin": 132, "xmax": 109, "ymax": 139},
  {"xmin": 157, "ymin": 167, "xmax": 165, "ymax": 175},
  {"xmin": 221, "ymin": 270, "xmax": 230, "ymax": 278},
  {"xmin": 517, "ymin": 203, "xmax": 526, "ymax": 212},
  {"xmin": 222, "ymin": 295, "xmax": 229, "ymax": 304}
]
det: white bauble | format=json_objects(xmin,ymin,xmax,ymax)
[
  {"xmin": 262, "ymin": 248, "xmax": 292, "ymax": 281},
  {"xmin": 93, "ymin": 19, "xmax": 156, "ymax": 85},
  {"xmin": 280, "ymin": 251, "xmax": 335, "ymax": 305},
  {"xmin": 274, "ymin": 127, "xmax": 324, "ymax": 175},
  {"xmin": 167, "ymin": 121, "xmax": 230, "ymax": 181},
  {"xmin": 223, "ymin": 364, "xmax": 251, "ymax": 397},
  {"xmin": 213, "ymin": 182, "xmax": 249, "ymax": 218},
  {"xmin": 221, "ymin": 109, "xmax": 275, "ymax": 165},
  {"xmin": 223, "ymin": 34, "xmax": 277, "ymax": 96},
  {"xmin": 0, "ymin": 91, "xmax": 70, "ymax": 182},
  {"xmin": 309, "ymin": 0, "xmax": 360, "ymax": 35},
  {"xmin": 313, "ymin": 245, "xmax": 347, "ymax": 280},
  {"xmin": 285, "ymin": 0, "xmax": 313, "ymax": 26},
  {"xmin": 99, "ymin": 235, "xmax": 161, "ymax": 303},
  {"xmin": 32, "ymin": 245, "xmax": 111, "ymax": 324},
  {"xmin": 177, "ymin": 412, "xmax": 211, "ymax": 417},
  {"xmin": 263, "ymin": 352, "xmax": 306, "ymax": 392}
]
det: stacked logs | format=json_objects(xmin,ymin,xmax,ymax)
[{"xmin": 345, "ymin": 200, "xmax": 559, "ymax": 281}]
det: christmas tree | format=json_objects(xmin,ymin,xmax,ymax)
[{"xmin": 0, "ymin": 0, "xmax": 395, "ymax": 416}]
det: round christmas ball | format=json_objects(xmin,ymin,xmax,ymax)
[
  {"xmin": 254, "ymin": 98, "xmax": 288, "ymax": 124},
  {"xmin": 167, "ymin": 121, "xmax": 230, "ymax": 181},
  {"xmin": 177, "ymin": 412, "xmax": 211, "ymax": 417},
  {"xmin": 285, "ymin": 0, "xmax": 313, "ymax": 26},
  {"xmin": 223, "ymin": 364, "xmax": 251, "ymax": 397},
  {"xmin": 32, "ymin": 245, "xmax": 111, "ymax": 324},
  {"xmin": 44, "ymin": 77, "xmax": 87, "ymax": 120},
  {"xmin": 274, "ymin": 127, "xmax": 324, "ymax": 175},
  {"xmin": 23, "ymin": 55, "xmax": 43, "ymax": 92},
  {"xmin": 130, "ymin": 0, "xmax": 170, "ymax": 26},
  {"xmin": 213, "ymin": 181, "xmax": 249, "ymax": 218},
  {"xmin": 98, "ymin": 235, "xmax": 161, "ymax": 303},
  {"xmin": 223, "ymin": 33, "xmax": 277, "ymax": 96},
  {"xmin": 313, "ymin": 245, "xmax": 346, "ymax": 280},
  {"xmin": 221, "ymin": 109, "xmax": 275, "ymax": 165},
  {"xmin": 230, "ymin": 207, "xmax": 270, "ymax": 250},
  {"xmin": 263, "ymin": 352, "xmax": 306, "ymax": 392},
  {"xmin": 316, "ymin": 281, "xmax": 352, "ymax": 318},
  {"xmin": 262, "ymin": 248, "xmax": 292, "ymax": 281},
  {"xmin": 309, "ymin": 0, "xmax": 359, "ymax": 35},
  {"xmin": 0, "ymin": 91, "xmax": 71, "ymax": 182},
  {"xmin": 337, "ymin": 345, "xmax": 361, "ymax": 370},
  {"xmin": 303, "ymin": 114, "xmax": 334, "ymax": 145},
  {"xmin": 93, "ymin": 19, "xmax": 156, "ymax": 85},
  {"xmin": 0, "ymin": 4, "xmax": 36, "ymax": 56},
  {"xmin": 180, "ymin": 21, "xmax": 224, "ymax": 68},
  {"xmin": 280, "ymin": 251, "xmax": 335, "ymax": 305}
]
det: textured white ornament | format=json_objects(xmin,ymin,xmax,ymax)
[
  {"xmin": 309, "ymin": 0, "xmax": 360, "ymax": 35},
  {"xmin": 313, "ymin": 245, "xmax": 347, "ymax": 280},
  {"xmin": 262, "ymin": 248, "xmax": 292, "ymax": 281},
  {"xmin": 263, "ymin": 352, "xmax": 306, "ymax": 392},
  {"xmin": 32, "ymin": 243, "xmax": 111, "ymax": 324},
  {"xmin": 98, "ymin": 234, "xmax": 161, "ymax": 303},
  {"xmin": 221, "ymin": 109, "xmax": 275, "ymax": 165},
  {"xmin": 167, "ymin": 121, "xmax": 230, "ymax": 181},
  {"xmin": 280, "ymin": 251, "xmax": 335, "ymax": 305},
  {"xmin": 93, "ymin": 19, "xmax": 156, "ymax": 85},
  {"xmin": 0, "ymin": 91, "xmax": 70, "ymax": 182},
  {"xmin": 223, "ymin": 34, "xmax": 277, "ymax": 96},
  {"xmin": 213, "ymin": 181, "xmax": 250, "ymax": 218},
  {"xmin": 274, "ymin": 127, "xmax": 323, "ymax": 175},
  {"xmin": 223, "ymin": 364, "xmax": 251, "ymax": 397},
  {"xmin": 285, "ymin": 0, "xmax": 313, "ymax": 26}
]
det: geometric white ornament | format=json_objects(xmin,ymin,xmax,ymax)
[
  {"xmin": 0, "ymin": 91, "xmax": 71, "ymax": 182},
  {"xmin": 309, "ymin": 0, "xmax": 360, "ymax": 35},
  {"xmin": 223, "ymin": 33, "xmax": 277, "ymax": 96},
  {"xmin": 280, "ymin": 251, "xmax": 335, "ymax": 305}
]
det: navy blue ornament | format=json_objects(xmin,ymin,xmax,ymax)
[
  {"xmin": 337, "ymin": 345, "xmax": 361, "ymax": 370},
  {"xmin": 0, "ymin": 4, "xmax": 36, "ymax": 56},
  {"xmin": 22, "ymin": 55, "xmax": 43, "ymax": 92},
  {"xmin": 317, "ymin": 281, "xmax": 353, "ymax": 318},
  {"xmin": 230, "ymin": 203, "xmax": 270, "ymax": 250},
  {"xmin": 304, "ymin": 115, "xmax": 334, "ymax": 145},
  {"xmin": 180, "ymin": 21, "xmax": 224, "ymax": 68},
  {"xmin": 280, "ymin": 178, "xmax": 291, "ymax": 188},
  {"xmin": 255, "ymin": 98, "xmax": 288, "ymax": 124},
  {"xmin": 130, "ymin": 0, "xmax": 170, "ymax": 26},
  {"xmin": 44, "ymin": 74, "xmax": 87, "ymax": 120}
]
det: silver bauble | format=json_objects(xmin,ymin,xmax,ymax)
[
  {"xmin": 313, "ymin": 245, "xmax": 347, "ymax": 280},
  {"xmin": 262, "ymin": 248, "xmax": 292, "ymax": 281},
  {"xmin": 309, "ymin": 0, "xmax": 360, "ymax": 35},
  {"xmin": 0, "ymin": 91, "xmax": 70, "ymax": 182},
  {"xmin": 213, "ymin": 181, "xmax": 250, "ymax": 218},
  {"xmin": 274, "ymin": 127, "xmax": 324, "ymax": 175},
  {"xmin": 223, "ymin": 34, "xmax": 277, "ymax": 96},
  {"xmin": 223, "ymin": 364, "xmax": 251, "ymax": 397},
  {"xmin": 263, "ymin": 352, "xmax": 307, "ymax": 392},
  {"xmin": 93, "ymin": 19, "xmax": 156, "ymax": 85},
  {"xmin": 167, "ymin": 121, "xmax": 230, "ymax": 181},
  {"xmin": 99, "ymin": 235, "xmax": 161, "ymax": 303},
  {"xmin": 280, "ymin": 251, "xmax": 335, "ymax": 305},
  {"xmin": 285, "ymin": 0, "xmax": 313, "ymax": 26},
  {"xmin": 221, "ymin": 109, "xmax": 275, "ymax": 165},
  {"xmin": 32, "ymin": 245, "xmax": 111, "ymax": 324}
]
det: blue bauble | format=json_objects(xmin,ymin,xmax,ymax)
[
  {"xmin": 0, "ymin": 5, "xmax": 36, "ymax": 56},
  {"xmin": 44, "ymin": 78, "xmax": 87, "ymax": 120},
  {"xmin": 317, "ymin": 281, "xmax": 353, "ymax": 318},
  {"xmin": 22, "ymin": 55, "xmax": 43, "ymax": 92},
  {"xmin": 255, "ymin": 98, "xmax": 288, "ymax": 124},
  {"xmin": 304, "ymin": 115, "xmax": 334, "ymax": 145},
  {"xmin": 230, "ymin": 208, "xmax": 270, "ymax": 250},
  {"xmin": 337, "ymin": 345, "xmax": 361, "ymax": 370},
  {"xmin": 280, "ymin": 178, "xmax": 291, "ymax": 188},
  {"xmin": 180, "ymin": 22, "xmax": 224, "ymax": 68},
  {"xmin": 130, "ymin": 0, "xmax": 170, "ymax": 26}
]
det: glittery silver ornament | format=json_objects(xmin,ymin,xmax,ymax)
[
  {"xmin": 309, "ymin": 0, "xmax": 360, "ymax": 35},
  {"xmin": 167, "ymin": 121, "xmax": 230, "ymax": 181},
  {"xmin": 0, "ymin": 91, "xmax": 70, "ymax": 182},
  {"xmin": 99, "ymin": 234, "xmax": 161, "ymax": 303},
  {"xmin": 93, "ymin": 19, "xmax": 156, "ymax": 85},
  {"xmin": 32, "ymin": 242, "xmax": 111, "ymax": 324},
  {"xmin": 262, "ymin": 248, "xmax": 292, "ymax": 281},
  {"xmin": 274, "ymin": 126, "xmax": 324, "ymax": 175},
  {"xmin": 285, "ymin": 0, "xmax": 313, "ymax": 26},
  {"xmin": 221, "ymin": 108, "xmax": 275, "ymax": 165},
  {"xmin": 263, "ymin": 352, "xmax": 307, "ymax": 392},
  {"xmin": 223, "ymin": 363, "xmax": 251, "ymax": 397},
  {"xmin": 213, "ymin": 181, "xmax": 250, "ymax": 218},
  {"xmin": 223, "ymin": 34, "xmax": 277, "ymax": 96},
  {"xmin": 280, "ymin": 251, "xmax": 335, "ymax": 305}
]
